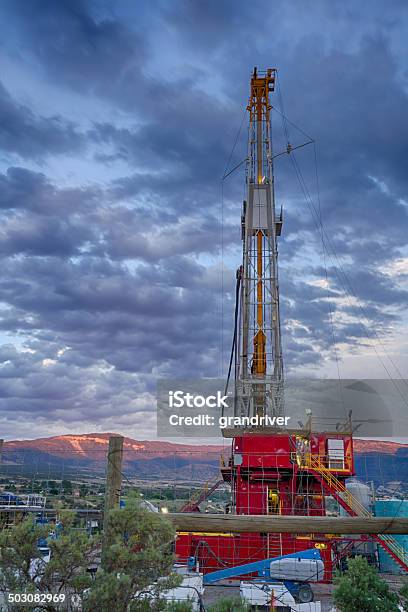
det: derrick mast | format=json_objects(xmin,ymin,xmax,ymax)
[
  {"xmin": 175, "ymin": 69, "xmax": 408, "ymax": 585},
  {"xmin": 237, "ymin": 68, "xmax": 283, "ymax": 418}
]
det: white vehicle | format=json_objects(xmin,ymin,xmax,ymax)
[
  {"xmin": 162, "ymin": 570, "xmax": 204, "ymax": 611},
  {"xmin": 138, "ymin": 565, "xmax": 204, "ymax": 611},
  {"xmin": 29, "ymin": 545, "xmax": 51, "ymax": 580},
  {"xmin": 240, "ymin": 581, "xmax": 322, "ymax": 611}
]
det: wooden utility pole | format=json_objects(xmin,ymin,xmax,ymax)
[
  {"xmin": 103, "ymin": 435, "xmax": 124, "ymax": 522},
  {"xmin": 102, "ymin": 435, "xmax": 124, "ymax": 566}
]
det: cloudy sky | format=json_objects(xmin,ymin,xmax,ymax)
[{"xmin": 0, "ymin": 0, "xmax": 407, "ymax": 441}]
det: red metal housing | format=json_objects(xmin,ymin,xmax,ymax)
[{"xmin": 176, "ymin": 431, "xmax": 354, "ymax": 582}]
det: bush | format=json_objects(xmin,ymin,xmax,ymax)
[
  {"xmin": 0, "ymin": 513, "xmax": 99, "ymax": 612},
  {"xmin": 165, "ymin": 602, "xmax": 194, "ymax": 611},
  {"xmin": 129, "ymin": 599, "xmax": 193, "ymax": 611},
  {"xmin": 207, "ymin": 596, "xmax": 250, "ymax": 612},
  {"xmin": 83, "ymin": 494, "xmax": 181, "ymax": 611},
  {"xmin": 399, "ymin": 579, "xmax": 408, "ymax": 610},
  {"xmin": 333, "ymin": 556, "xmax": 400, "ymax": 612}
]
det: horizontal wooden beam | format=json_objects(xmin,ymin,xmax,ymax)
[
  {"xmin": 2, "ymin": 507, "xmax": 407, "ymax": 535},
  {"xmin": 168, "ymin": 513, "xmax": 408, "ymax": 535}
]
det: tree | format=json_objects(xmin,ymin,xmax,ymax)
[
  {"xmin": 61, "ymin": 479, "xmax": 72, "ymax": 494},
  {"xmin": 32, "ymin": 481, "xmax": 42, "ymax": 494},
  {"xmin": 208, "ymin": 597, "xmax": 250, "ymax": 612},
  {"xmin": 0, "ymin": 512, "xmax": 99, "ymax": 612},
  {"xmin": 0, "ymin": 497, "xmax": 184, "ymax": 612},
  {"xmin": 333, "ymin": 556, "xmax": 400, "ymax": 612},
  {"xmin": 134, "ymin": 602, "xmax": 193, "ymax": 612},
  {"xmin": 163, "ymin": 604, "xmax": 193, "ymax": 612},
  {"xmin": 48, "ymin": 481, "xmax": 59, "ymax": 495},
  {"xmin": 82, "ymin": 495, "xmax": 182, "ymax": 612},
  {"xmin": 399, "ymin": 579, "xmax": 408, "ymax": 610}
]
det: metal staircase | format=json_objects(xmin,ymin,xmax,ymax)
[
  {"xmin": 303, "ymin": 455, "xmax": 408, "ymax": 573},
  {"xmin": 180, "ymin": 478, "xmax": 224, "ymax": 512}
]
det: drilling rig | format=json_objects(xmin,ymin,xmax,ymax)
[
  {"xmin": 234, "ymin": 67, "xmax": 284, "ymax": 424},
  {"xmin": 175, "ymin": 68, "xmax": 408, "ymax": 583}
]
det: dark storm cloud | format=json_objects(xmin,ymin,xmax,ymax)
[
  {"xmin": 0, "ymin": 81, "xmax": 84, "ymax": 159},
  {"xmin": 162, "ymin": 0, "xmax": 259, "ymax": 47},
  {"xmin": 275, "ymin": 35, "xmax": 408, "ymax": 249},
  {"xmin": 0, "ymin": 254, "xmax": 224, "ymax": 376},
  {"xmin": 0, "ymin": 342, "xmax": 152, "ymax": 434},
  {"xmin": 0, "ymin": 167, "xmax": 236, "ymax": 261},
  {"xmin": 3, "ymin": 0, "xmax": 147, "ymax": 103},
  {"xmin": 0, "ymin": 215, "xmax": 91, "ymax": 257},
  {"xmin": 95, "ymin": 205, "xmax": 236, "ymax": 261},
  {"xmin": 0, "ymin": 167, "xmax": 99, "ymax": 256},
  {"xmin": 91, "ymin": 116, "xmax": 229, "ymax": 188},
  {"xmin": 0, "ymin": 167, "xmax": 99, "ymax": 214},
  {"xmin": 0, "ymin": 0, "xmax": 407, "ymax": 436},
  {"xmin": 323, "ymin": 265, "xmax": 408, "ymax": 308},
  {"xmin": 3, "ymin": 0, "xmax": 240, "ymax": 214},
  {"xmin": 5, "ymin": 0, "xmax": 230, "ymax": 143}
]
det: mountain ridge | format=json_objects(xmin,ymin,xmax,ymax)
[
  {"xmin": 2, "ymin": 434, "xmax": 407, "ymax": 484},
  {"xmin": 3, "ymin": 432, "xmax": 406, "ymax": 456}
]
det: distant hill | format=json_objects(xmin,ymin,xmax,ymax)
[
  {"xmin": 2, "ymin": 433, "xmax": 407, "ymax": 485},
  {"xmin": 2, "ymin": 433, "xmax": 222, "ymax": 481}
]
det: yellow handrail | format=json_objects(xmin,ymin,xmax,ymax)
[{"xmin": 302, "ymin": 454, "xmax": 408, "ymax": 567}]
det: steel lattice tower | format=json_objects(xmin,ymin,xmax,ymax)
[{"xmin": 236, "ymin": 68, "xmax": 284, "ymax": 418}]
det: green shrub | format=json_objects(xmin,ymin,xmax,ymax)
[
  {"xmin": 333, "ymin": 556, "xmax": 399, "ymax": 612},
  {"xmin": 208, "ymin": 596, "xmax": 250, "ymax": 612}
]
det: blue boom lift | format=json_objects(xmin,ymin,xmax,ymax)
[{"xmin": 188, "ymin": 548, "xmax": 323, "ymax": 604}]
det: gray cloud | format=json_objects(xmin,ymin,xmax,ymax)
[
  {"xmin": 0, "ymin": 0, "xmax": 407, "ymax": 438},
  {"xmin": 0, "ymin": 81, "xmax": 84, "ymax": 159},
  {"xmin": 3, "ymin": 0, "xmax": 147, "ymax": 103}
]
